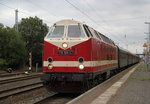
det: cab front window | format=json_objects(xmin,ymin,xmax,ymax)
[
  {"xmin": 47, "ymin": 25, "xmax": 64, "ymax": 38},
  {"xmin": 68, "ymin": 25, "xmax": 85, "ymax": 38}
]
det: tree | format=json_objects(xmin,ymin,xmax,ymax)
[
  {"xmin": 18, "ymin": 16, "xmax": 48, "ymax": 66},
  {"xmin": 0, "ymin": 24, "xmax": 27, "ymax": 69}
]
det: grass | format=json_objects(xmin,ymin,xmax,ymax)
[
  {"xmin": 130, "ymin": 77, "xmax": 150, "ymax": 81},
  {"xmin": 136, "ymin": 64, "xmax": 148, "ymax": 72},
  {"xmin": 130, "ymin": 77, "xmax": 136, "ymax": 80},
  {"xmin": 111, "ymin": 94, "xmax": 117, "ymax": 98},
  {"xmin": 140, "ymin": 78, "xmax": 150, "ymax": 81}
]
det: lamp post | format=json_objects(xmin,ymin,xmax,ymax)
[{"xmin": 144, "ymin": 22, "xmax": 150, "ymax": 71}]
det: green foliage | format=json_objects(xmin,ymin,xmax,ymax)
[
  {"xmin": 0, "ymin": 58, "xmax": 7, "ymax": 67},
  {"xmin": 18, "ymin": 16, "xmax": 48, "ymax": 66},
  {"xmin": 32, "ymin": 43, "xmax": 43, "ymax": 66},
  {"xmin": 0, "ymin": 25, "xmax": 27, "ymax": 68},
  {"xmin": 0, "ymin": 23, "xmax": 4, "ymax": 28}
]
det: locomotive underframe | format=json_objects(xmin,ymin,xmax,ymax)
[
  {"xmin": 41, "ymin": 72, "xmax": 93, "ymax": 82},
  {"xmin": 41, "ymin": 72, "xmax": 93, "ymax": 92},
  {"xmin": 41, "ymin": 66, "xmax": 119, "ymax": 93}
]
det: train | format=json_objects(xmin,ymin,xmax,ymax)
[{"xmin": 41, "ymin": 19, "xmax": 140, "ymax": 93}]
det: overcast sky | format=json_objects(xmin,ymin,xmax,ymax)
[{"xmin": 0, "ymin": 0, "xmax": 150, "ymax": 54}]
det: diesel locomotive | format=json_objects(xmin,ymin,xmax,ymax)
[{"xmin": 41, "ymin": 19, "xmax": 140, "ymax": 93}]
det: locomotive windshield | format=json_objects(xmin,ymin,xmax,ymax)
[
  {"xmin": 67, "ymin": 25, "xmax": 85, "ymax": 38},
  {"xmin": 47, "ymin": 25, "xmax": 64, "ymax": 38}
]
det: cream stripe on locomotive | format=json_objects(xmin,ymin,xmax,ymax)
[
  {"xmin": 44, "ymin": 38, "xmax": 89, "ymax": 50},
  {"xmin": 43, "ymin": 60, "xmax": 118, "ymax": 67}
]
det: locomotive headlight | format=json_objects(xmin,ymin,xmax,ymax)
[
  {"xmin": 79, "ymin": 64, "xmax": 84, "ymax": 70},
  {"xmin": 48, "ymin": 64, "xmax": 53, "ymax": 69},
  {"xmin": 62, "ymin": 42, "xmax": 68, "ymax": 48}
]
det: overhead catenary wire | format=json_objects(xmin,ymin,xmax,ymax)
[
  {"xmin": 83, "ymin": 0, "xmax": 127, "ymax": 43},
  {"xmin": 65, "ymin": 0, "xmax": 99, "ymax": 26},
  {"xmin": 0, "ymin": 2, "xmax": 16, "ymax": 10},
  {"xmin": 107, "ymin": 15, "xmax": 150, "ymax": 22},
  {"xmin": 0, "ymin": 1, "xmax": 145, "ymax": 48},
  {"xmin": 65, "ymin": 0, "xmax": 146, "ymax": 51},
  {"xmin": 64, "ymin": 0, "xmax": 126, "ymax": 44}
]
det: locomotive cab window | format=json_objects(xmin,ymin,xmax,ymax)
[
  {"xmin": 67, "ymin": 25, "xmax": 85, "ymax": 38},
  {"xmin": 47, "ymin": 25, "xmax": 64, "ymax": 38},
  {"xmin": 83, "ymin": 25, "xmax": 93, "ymax": 37}
]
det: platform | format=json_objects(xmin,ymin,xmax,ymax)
[
  {"xmin": 67, "ymin": 63, "xmax": 150, "ymax": 104},
  {"xmin": 107, "ymin": 63, "xmax": 150, "ymax": 104}
]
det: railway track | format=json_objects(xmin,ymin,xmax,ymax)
[
  {"xmin": 33, "ymin": 65, "xmax": 138, "ymax": 104},
  {"xmin": 0, "ymin": 72, "xmax": 6, "ymax": 74},
  {"xmin": 0, "ymin": 73, "xmax": 42, "ymax": 99},
  {"xmin": 0, "ymin": 71, "xmax": 42, "ymax": 78},
  {"xmin": 0, "ymin": 82, "xmax": 43, "ymax": 99},
  {"xmin": 0, "ymin": 71, "xmax": 7, "ymax": 75},
  {"xmin": 0, "ymin": 73, "xmax": 41, "ymax": 84},
  {"xmin": 35, "ymin": 93, "xmax": 80, "ymax": 104},
  {"xmin": 0, "ymin": 65, "xmax": 138, "ymax": 104},
  {"xmin": 0, "ymin": 72, "xmax": 24, "ymax": 77}
]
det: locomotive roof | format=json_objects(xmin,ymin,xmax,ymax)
[
  {"xmin": 54, "ymin": 19, "xmax": 83, "ymax": 25},
  {"xmin": 52, "ymin": 19, "xmax": 116, "ymax": 46}
]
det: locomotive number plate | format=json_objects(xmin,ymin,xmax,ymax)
[{"xmin": 58, "ymin": 51, "xmax": 73, "ymax": 55}]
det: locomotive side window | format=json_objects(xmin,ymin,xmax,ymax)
[
  {"xmin": 83, "ymin": 26, "xmax": 90, "ymax": 37},
  {"xmin": 94, "ymin": 30, "xmax": 101, "ymax": 40},
  {"xmin": 88, "ymin": 27, "xmax": 96, "ymax": 38},
  {"xmin": 83, "ymin": 25, "xmax": 93, "ymax": 37},
  {"xmin": 47, "ymin": 25, "xmax": 64, "ymax": 38},
  {"xmin": 68, "ymin": 25, "xmax": 85, "ymax": 38}
]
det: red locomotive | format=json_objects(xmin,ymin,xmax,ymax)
[{"xmin": 41, "ymin": 19, "xmax": 139, "ymax": 93}]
